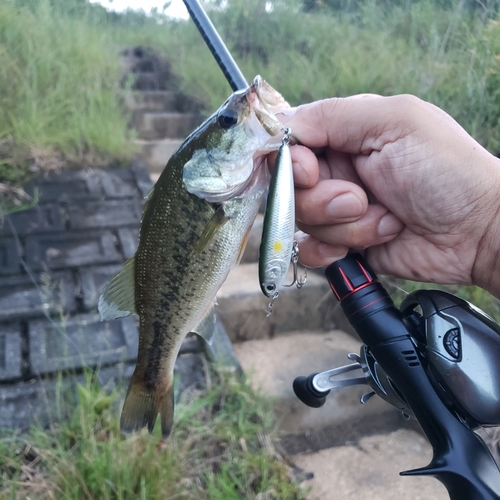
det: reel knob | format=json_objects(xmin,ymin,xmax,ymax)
[{"xmin": 292, "ymin": 374, "xmax": 329, "ymax": 408}]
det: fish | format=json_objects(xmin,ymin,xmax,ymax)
[
  {"xmin": 259, "ymin": 129, "xmax": 295, "ymax": 300},
  {"xmin": 98, "ymin": 75, "xmax": 289, "ymax": 439}
]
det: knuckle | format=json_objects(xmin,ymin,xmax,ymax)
[
  {"xmin": 346, "ymin": 223, "xmax": 370, "ymax": 248},
  {"xmin": 392, "ymin": 94, "xmax": 422, "ymax": 113}
]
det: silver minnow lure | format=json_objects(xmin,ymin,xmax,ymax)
[{"xmin": 259, "ymin": 128, "xmax": 295, "ymax": 303}]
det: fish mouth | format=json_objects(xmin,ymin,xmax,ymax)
[
  {"xmin": 248, "ymin": 75, "xmax": 290, "ymax": 139},
  {"xmin": 183, "ymin": 77, "xmax": 290, "ymax": 203}
]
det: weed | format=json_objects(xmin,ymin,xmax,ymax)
[
  {"xmin": 121, "ymin": 0, "xmax": 500, "ymax": 154},
  {"xmin": 0, "ymin": 369, "xmax": 306, "ymax": 500},
  {"xmin": 0, "ymin": 0, "xmax": 134, "ymax": 186},
  {"xmin": 3, "ymin": 0, "xmax": 500, "ymax": 185}
]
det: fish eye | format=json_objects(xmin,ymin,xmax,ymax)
[
  {"xmin": 218, "ymin": 108, "xmax": 239, "ymax": 129},
  {"xmin": 265, "ymin": 283, "xmax": 276, "ymax": 293}
]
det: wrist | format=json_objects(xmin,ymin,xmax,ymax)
[{"xmin": 471, "ymin": 158, "xmax": 500, "ymax": 299}]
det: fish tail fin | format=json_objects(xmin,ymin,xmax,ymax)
[{"xmin": 120, "ymin": 372, "xmax": 175, "ymax": 439}]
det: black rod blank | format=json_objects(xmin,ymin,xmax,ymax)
[{"xmin": 182, "ymin": 0, "xmax": 248, "ymax": 91}]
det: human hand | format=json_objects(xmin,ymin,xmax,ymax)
[{"xmin": 281, "ymin": 94, "xmax": 500, "ymax": 297}]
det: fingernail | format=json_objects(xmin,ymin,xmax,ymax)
[
  {"xmin": 378, "ymin": 213, "xmax": 404, "ymax": 237},
  {"xmin": 326, "ymin": 193, "xmax": 364, "ymax": 218}
]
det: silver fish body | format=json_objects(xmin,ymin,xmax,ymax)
[{"xmin": 259, "ymin": 134, "xmax": 295, "ymax": 298}]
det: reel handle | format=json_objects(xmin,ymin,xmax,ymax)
[
  {"xmin": 292, "ymin": 374, "xmax": 328, "ymax": 408},
  {"xmin": 323, "ymin": 254, "xmax": 500, "ymax": 500}
]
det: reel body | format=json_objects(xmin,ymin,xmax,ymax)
[
  {"xmin": 401, "ymin": 290, "xmax": 500, "ymax": 427},
  {"xmin": 293, "ymin": 254, "xmax": 500, "ymax": 500}
]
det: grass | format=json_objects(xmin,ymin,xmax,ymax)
[
  {"xmin": 0, "ymin": 369, "xmax": 306, "ymax": 500},
  {"xmin": 0, "ymin": 0, "xmax": 134, "ymax": 188},
  {"xmin": 2, "ymin": 0, "xmax": 500, "ymax": 188},
  {"xmin": 383, "ymin": 276, "xmax": 500, "ymax": 324}
]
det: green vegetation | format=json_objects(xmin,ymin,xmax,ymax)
[
  {"xmin": 0, "ymin": 0, "xmax": 134, "ymax": 189},
  {"xmin": 383, "ymin": 276, "xmax": 500, "ymax": 323},
  {"xmin": 0, "ymin": 369, "xmax": 306, "ymax": 499},
  {"xmin": 151, "ymin": 0, "xmax": 500, "ymax": 153},
  {"xmin": 1, "ymin": 0, "xmax": 500, "ymax": 188},
  {"xmin": 3, "ymin": 0, "xmax": 500, "ymax": 192}
]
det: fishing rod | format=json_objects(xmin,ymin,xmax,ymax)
[
  {"xmin": 182, "ymin": 0, "xmax": 247, "ymax": 91},
  {"xmin": 294, "ymin": 254, "xmax": 500, "ymax": 499},
  {"xmin": 182, "ymin": 1, "xmax": 500, "ymax": 498}
]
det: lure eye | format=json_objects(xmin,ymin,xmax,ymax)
[
  {"xmin": 218, "ymin": 108, "xmax": 239, "ymax": 129},
  {"xmin": 265, "ymin": 284, "xmax": 276, "ymax": 293}
]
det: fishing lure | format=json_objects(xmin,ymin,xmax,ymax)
[{"xmin": 259, "ymin": 128, "xmax": 306, "ymax": 316}]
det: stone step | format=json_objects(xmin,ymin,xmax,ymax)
[
  {"xmin": 123, "ymin": 91, "xmax": 199, "ymax": 113},
  {"xmin": 234, "ymin": 330, "xmax": 448, "ymax": 499},
  {"xmin": 135, "ymin": 138, "xmax": 184, "ymax": 173},
  {"xmin": 216, "ymin": 263, "xmax": 332, "ymax": 342},
  {"xmin": 293, "ymin": 429, "xmax": 448, "ymax": 500},
  {"xmin": 234, "ymin": 331, "xmax": 400, "ymax": 439},
  {"xmin": 126, "ymin": 72, "xmax": 163, "ymax": 91},
  {"xmin": 132, "ymin": 111, "xmax": 204, "ymax": 140}
]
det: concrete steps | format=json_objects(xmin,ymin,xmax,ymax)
[
  {"xmin": 234, "ymin": 331, "xmax": 448, "ymax": 500},
  {"xmin": 293, "ymin": 430, "xmax": 448, "ymax": 500},
  {"xmin": 132, "ymin": 111, "xmax": 203, "ymax": 141},
  {"xmin": 134, "ymin": 138, "xmax": 183, "ymax": 174},
  {"xmin": 217, "ymin": 264, "xmax": 331, "ymax": 342},
  {"xmin": 210, "ymin": 212, "xmax": 449, "ymax": 498},
  {"xmin": 124, "ymin": 88, "xmax": 205, "ymax": 172},
  {"xmin": 124, "ymin": 90, "xmax": 182, "ymax": 112}
]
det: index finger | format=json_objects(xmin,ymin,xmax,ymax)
[{"xmin": 284, "ymin": 94, "xmax": 423, "ymax": 154}]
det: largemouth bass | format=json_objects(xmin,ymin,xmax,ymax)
[{"xmin": 99, "ymin": 76, "xmax": 289, "ymax": 438}]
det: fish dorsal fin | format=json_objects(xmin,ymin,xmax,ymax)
[
  {"xmin": 98, "ymin": 258, "xmax": 137, "ymax": 320},
  {"xmin": 194, "ymin": 204, "xmax": 228, "ymax": 255},
  {"xmin": 191, "ymin": 306, "xmax": 216, "ymax": 345}
]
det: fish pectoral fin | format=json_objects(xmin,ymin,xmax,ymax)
[
  {"xmin": 194, "ymin": 203, "xmax": 229, "ymax": 254},
  {"xmin": 191, "ymin": 305, "xmax": 216, "ymax": 345},
  {"xmin": 120, "ymin": 372, "xmax": 174, "ymax": 439},
  {"xmin": 234, "ymin": 224, "xmax": 253, "ymax": 268},
  {"xmin": 98, "ymin": 257, "xmax": 137, "ymax": 320}
]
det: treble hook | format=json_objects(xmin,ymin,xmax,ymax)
[{"xmin": 283, "ymin": 241, "xmax": 307, "ymax": 289}]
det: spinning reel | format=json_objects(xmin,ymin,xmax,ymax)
[{"xmin": 294, "ymin": 254, "xmax": 500, "ymax": 500}]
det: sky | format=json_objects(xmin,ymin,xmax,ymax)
[{"xmin": 89, "ymin": 0, "xmax": 190, "ymax": 19}]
